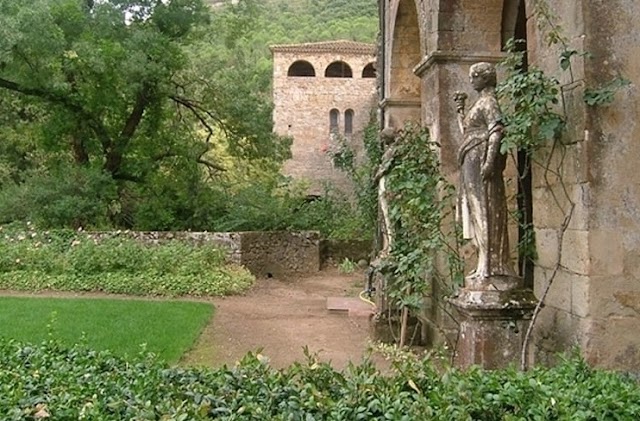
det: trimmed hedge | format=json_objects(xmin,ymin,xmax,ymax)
[{"xmin": 1, "ymin": 340, "xmax": 639, "ymax": 420}]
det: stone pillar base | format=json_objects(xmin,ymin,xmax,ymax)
[{"xmin": 449, "ymin": 286, "xmax": 537, "ymax": 369}]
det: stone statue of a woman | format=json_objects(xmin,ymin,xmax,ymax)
[
  {"xmin": 374, "ymin": 126, "xmax": 398, "ymax": 257},
  {"xmin": 454, "ymin": 62, "xmax": 517, "ymax": 289}
]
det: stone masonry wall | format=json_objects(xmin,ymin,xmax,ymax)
[
  {"xmin": 524, "ymin": 0, "xmax": 640, "ymax": 370},
  {"xmin": 525, "ymin": 0, "xmax": 592, "ymax": 366},
  {"xmin": 272, "ymin": 44, "xmax": 377, "ymax": 194},
  {"xmin": 239, "ymin": 231, "xmax": 321, "ymax": 277},
  {"xmin": 581, "ymin": 0, "xmax": 640, "ymax": 370},
  {"xmin": 86, "ymin": 231, "xmax": 321, "ymax": 278},
  {"xmin": 382, "ymin": 0, "xmax": 640, "ymax": 371}
]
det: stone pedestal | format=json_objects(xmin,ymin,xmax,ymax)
[{"xmin": 449, "ymin": 283, "xmax": 537, "ymax": 369}]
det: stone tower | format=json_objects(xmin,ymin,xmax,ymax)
[{"xmin": 271, "ymin": 40, "xmax": 377, "ymax": 194}]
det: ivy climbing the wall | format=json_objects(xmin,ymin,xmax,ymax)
[{"xmin": 384, "ymin": 125, "xmax": 463, "ymax": 347}]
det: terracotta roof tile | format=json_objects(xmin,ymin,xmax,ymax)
[{"xmin": 270, "ymin": 40, "xmax": 376, "ymax": 55}]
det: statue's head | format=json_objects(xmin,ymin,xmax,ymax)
[
  {"xmin": 469, "ymin": 62, "xmax": 497, "ymax": 91},
  {"xmin": 380, "ymin": 126, "xmax": 397, "ymax": 145}
]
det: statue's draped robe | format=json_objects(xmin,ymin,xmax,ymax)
[
  {"xmin": 378, "ymin": 145, "xmax": 396, "ymax": 255},
  {"xmin": 457, "ymin": 92, "xmax": 515, "ymax": 278}
]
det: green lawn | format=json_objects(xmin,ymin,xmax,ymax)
[{"xmin": 0, "ymin": 296, "xmax": 214, "ymax": 363}]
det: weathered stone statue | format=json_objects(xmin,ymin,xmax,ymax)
[
  {"xmin": 374, "ymin": 126, "xmax": 398, "ymax": 257},
  {"xmin": 454, "ymin": 62, "xmax": 516, "ymax": 289}
]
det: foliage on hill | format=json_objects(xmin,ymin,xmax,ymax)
[
  {"xmin": 2, "ymin": 339, "xmax": 639, "ymax": 420},
  {"xmin": 258, "ymin": 0, "xmax": 378, "ymax": 44}
]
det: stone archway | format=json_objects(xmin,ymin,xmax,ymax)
[
  {"xmin": 500, "ymin": 0, "xmax": 535, "ymax": 287},
  {"xmin": 382, "ymin": 0, "xmax": 422, "ymax": 128}
]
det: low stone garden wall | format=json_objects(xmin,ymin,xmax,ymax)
[
  {"xmin": 86, "ymin": 230, "xmax": 322, "ymax": 277},
  {"xmin": 320, "ymin": 239, "xmax": 373, "ymax": 266}
]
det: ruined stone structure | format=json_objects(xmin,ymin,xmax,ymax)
[
  {"xmin": 380, "ymin": 0, "xmax": 640, "ymax": 370},
  {"xmin": 271, "ymin": 41, "xmax": 377, "ymax": 194}
]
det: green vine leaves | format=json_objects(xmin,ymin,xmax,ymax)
[
  {"xmin": 385, "ymin": 126, "xmax": 462, "ymax": 310},
  {"xmin": 584, "ymin": 77, "xmax": 631, "ymax": 107},
  {"xmin": 496, "ymin": 59, "xmax": 565, "ymax": 155},
  {"xmin": 498, "ymin": 0, "xmax": 630, "ymax": 155}
]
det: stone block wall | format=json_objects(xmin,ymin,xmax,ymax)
[
  {"xmin": 381, "ymin": 0, "xmax": 640, "ymax": 371},
  {"xmin": 523, "ymin": 0, "xmax": 640, "ymax": 370},
  {"xmin": 526, "ymin": 0, "xmax": 591, "ymax": 360},
  {"xmin": 271, "ymin": 42, "xmax": 377, "ymax": 195},
  {"xmin": 86, "ymin": 231, "xmax": 243, "ymax": 264},
  {"xmin": 86, "ymin": 231, "xmax": 321, "ymax": 278},
  {"xmin": 578, "ymin": 0, "xmax": 640, "ymax": 369},
  {"xmin": 239, "ymin": 231, "xmax": 321, "ymax": 277}
]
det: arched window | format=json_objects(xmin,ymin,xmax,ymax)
[
  {"xmin": 362, "ymin": 62, "xmax": 376, "ymax": 78},
  {"xmin": 287, "ymin": 60, "xmax": 316, "ymax": 77},
  {"xmin": 344, "ymin": 109, "xmax": 354, "ymax": 136},
  {"xmin": 329, "ymin": 109, "xmax": 340, "ymax": 133},
  {"xmin": 325, "ymin": 61, "xmax": 353, "ymax": 78}
]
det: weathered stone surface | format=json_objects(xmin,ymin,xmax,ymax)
[
  {"xmin": 271, "ymin": 41, "xmax": 377, "ymax": 195},
  {"xmin": 450, "ymin": 288, "xmax": 537, "ymax": 369},
  {"xmin": 589, "ymin": 229, "xmax": 624, "ymax": 276},
  {"xmin": 533, "ymin": 268, "xmax": 570, "ymax": 312},
  {"xmin": 560, "ymin": 229, "xmax": 590, "ymax": 275},
  {"xmin": 585, "ymin": 317, "xmax": 640, "ymax": 371},
  {"xmin": 531, "ymin": 307, "xmax": 585, "ymax": 366},
  {"xmin": 381, "ymin": 0, "xmax": 640, "ymax": 371},
  {"xmin": 587, "ymin": 275, "xmax": 640, "ymax": 320},
  {"xmin": 86, "ymin": 230, "xmax": 321, "ymax": 277},
  {"xmin": 240, "ymin": 231, "xmax": 321, "ymax": 277},
  {"xmin": 535, "ymin": 228, "xmax": 560, "ymax": 270}
]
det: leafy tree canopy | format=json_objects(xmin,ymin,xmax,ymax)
[{"xmin": 0, "ymin": 0, "xmax": 289, "ymax": 182}]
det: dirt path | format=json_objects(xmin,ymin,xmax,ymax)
[
  {"xmin": 181, "ymin": 269, "xmax": 375, "ymax": 370},
  {"xmin": 1, "ymin": 269, "xmax": 377, "ymax": 370}
]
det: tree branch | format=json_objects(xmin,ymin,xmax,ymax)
[
  {"xmin": 0, "ymin": 77, "xmax": 83, "ymax": 113},
  {"xmin": 196, "ymin": 157, "xmax": 225, "ymax": 173},
  {"xmin": 120, "ymin": 85, "xmax": 151, "ymax": 140},
  {"xmin": 0, "ymin": 76, "xmax": 114, "ymax": 155},
  {"xmin": 169, "ymin": 94, "xmax": 232, "ymax": 142}
]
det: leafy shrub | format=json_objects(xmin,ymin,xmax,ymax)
[
  {"xmin": 0, "ymin": 171, "xmax": 369, "ymax": 241},
  {"xmin": 0, "ymin": 165, "xmax": 118, "ymax": 229},
  {"xmin": 214, "ymin": 181, "xmax": 371, "ymax": 241},
  {"xmin": 338, "ymin": 258, "xmax": 357, "ymax": 274},
  {"xmin": 0, "ymin": 225, "xmax": 254, "ymax": 297},
  {"xmin": 0, "ymin": 340, "xmax": 639, "ymax": 420}
]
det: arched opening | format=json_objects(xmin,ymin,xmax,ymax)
[
  {"xmin": 503, "ymin": 0, "xmax": 533, "ymax": 288},
  {"xmin": 287, "ymin": 60, "xmax": 316, "ymax": 77},
  {"xmin": 362, "ymin": 62, "xmax": 376, "ymax": 78},
  {"xmin": 325, "ymin": 61, "xmax": 353, "ymax": 78},
  {"xmin": 329, "ymin": 108, "xmax": 340, "ymax": 133},
  {"xmin": 388, "ymin": 0, "xmax": 421, "ymax": 100},
  {"xmin": 344, "ymin": 109, "xmax": 354, "ymax": 136}
]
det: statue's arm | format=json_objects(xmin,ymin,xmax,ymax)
[{"xmin": 456, "ymin": 112, "xmax": 465, "ymax": 135}]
